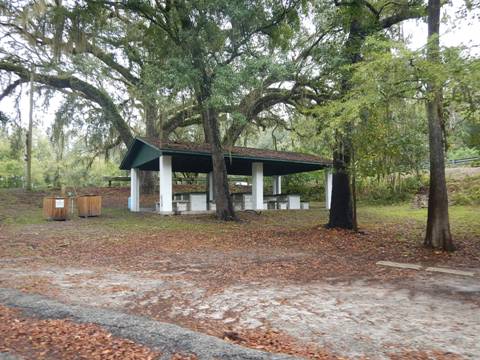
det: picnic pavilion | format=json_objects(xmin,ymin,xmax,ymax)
[{"xmin": 120, "ymin": 137, "xmax": 332, "ymax": 214}]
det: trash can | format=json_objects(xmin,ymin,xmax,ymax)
[
  {"xmin": 43, "ymin": 197, "xmax": 68, "ymax": 221},
  {"xmin": 77, "ymin": 195, "xmax": 102, "ymax": 217}
]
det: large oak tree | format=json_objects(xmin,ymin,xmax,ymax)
[{"xmin": 95, "ymin": 0, "xmax": 301, "ymax": 220}]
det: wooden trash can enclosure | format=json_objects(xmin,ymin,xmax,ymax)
[
  {"xmin": 77, "ymin": 195, "xmax": 102, "ymax": 217},
  {"xmin": 43, "ymin": 197, "xmax": 68, "ymax": 221}
]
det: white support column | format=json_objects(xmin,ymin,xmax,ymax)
[
  {"xmin": 130, "ymin": 168, "xmax": 140, "ymax": 212},
  {"xmin": 252, "ymin": 162, "xmax": 264, "ymax": 210},
  {"xmin": 159, "ymin": 155, "xmax": 173, "ymax": 214},
  {"xmin": 208, "ymin": 172, "xmax": 214, "ymax": 201},
  {"xmin": 325, "ymin": 170, "xmax": 333, "ymax": 210},
  {"xmin": 273, "ymin": 175, "xmax": 282, "ymax": 195}
]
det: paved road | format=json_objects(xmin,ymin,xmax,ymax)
[{"xmin": 0, "ymin": 288, "xmax": 297, "ymax": 360}]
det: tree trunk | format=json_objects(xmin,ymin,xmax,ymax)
[
  {"xmin": 424, "ymin": 0, "xmax": 454, "ymax": 251},
  {"xmin": 25, "ymin": 65, "xmax": 34, "ymax": 191},
  {"xmin": 326, "ymin": 12, "xmax": 363, "ymax": 230},
  {"xmin": 327, "ymin": 146, "xmax": 353, "ymax": 229},
  {"xmin": 145, "ymin": 100, "xmax": 158, "ymax": 139},
  {"xmin": 187, "ymin": 28, "xmax": 236, "ymax": 220},
  {"xmin": 201, "ymin": 106, "xmax": 237, "ymax": 221},
  {"xmin": 351, "ymin": 145, "xmax": 358, "ymax": 231},
  {"xmin": 141, "ymin": 100, "xmax": 158, "ymax": 194}
]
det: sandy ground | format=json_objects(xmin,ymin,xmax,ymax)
[
  {"xmin": 1, "ymin": 262, "xmax": 479, "ymax": 359},
  {"xmin": 1, "ymin": 188, "xmax": 479, "ymax": 359}
]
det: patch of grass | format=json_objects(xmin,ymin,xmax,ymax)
[
  {"xmin": 358, "ymin": 203, "xmax": 480, "ymax": 236},
  {"xmin": 0, "ymin": 189, "xmax": 45, "ymax": 226},
  {"xmin": 94, "ymin": 207, "xmax": 331, "ymax": 236},
  {"xmin": 97, "ymin": 208, "xmax": 234, "ymax": 233},
  {"xmin": 2, "ymin": 210, "xmax": 45, "ymax": 226},
  {"xmin": 359, "ymin": 204, "xmax": 427, "ymax": 223},
  {"xmin": 1, "ymin": 189, "xmax": 477, "ymax": 241}
]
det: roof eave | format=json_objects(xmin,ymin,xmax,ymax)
[
  {"xmin": 160, "ymin": 147, "xmax": 330, "ymax": 167},
  {"xmin": 119, "ymin": 138, "xmax": 139, "ymax": 170},
  {"xmin": 121, "ymin": 137, "xmax": 332, "ymax": 171}
]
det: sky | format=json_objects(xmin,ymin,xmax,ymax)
[
  {"xmin": 403, "ymin": 0, "xmax": 480, "ymax": 53},
  {"xmin": 2, "ymin": 0, "xmax": 480, "ymax": 135}
]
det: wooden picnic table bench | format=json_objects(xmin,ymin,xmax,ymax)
[{"xmin": 103, "ymin": 176, "xmax": 130, "ymax": 187}]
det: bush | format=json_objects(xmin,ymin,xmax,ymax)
[
  {"xmin": 448, "ymin": 147, "xmax": 479, "ymax": 161},
  {"xmin": 357, "ymin": 174, "xmax": 428, "ymax": 205},
  {"xmin": 449, "ymin": 174, "xmax": 480, "ymax": 205},
  {"xmin": 282, "ymin": 171, "xmax": 326, "ymax": 201}
]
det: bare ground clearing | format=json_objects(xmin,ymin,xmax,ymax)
[{"xmin": 0, "ymin": 188, "xmax": 479, "ymax": 359}]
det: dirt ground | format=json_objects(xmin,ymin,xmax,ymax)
[{"xmin": 0, "ymin": 188, "xmax": 479, "ymax": 359}]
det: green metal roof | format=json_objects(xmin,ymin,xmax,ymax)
[{"xmin": 120, "ymin": 137, "xmax": 331, "ymax": 176}]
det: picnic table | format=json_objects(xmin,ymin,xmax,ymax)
[{"xmin": 103, "ymin": 176, "xmax": 130, "ymax": 187}]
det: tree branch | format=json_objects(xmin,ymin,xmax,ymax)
[
  {"xmin": 0, "ymin": 61, "xmax": 133, "ymax": 145},
  {"xmin": 0, "ymin": 78, "xmax": 25, "ymax": 101}
]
